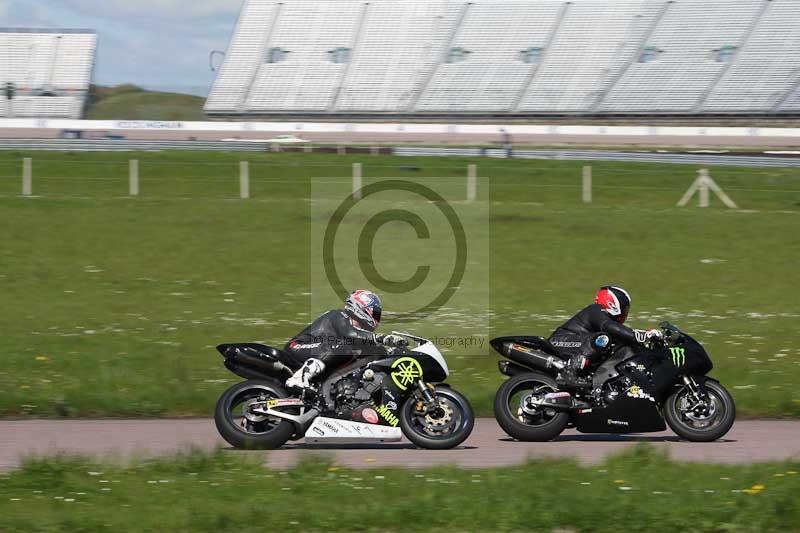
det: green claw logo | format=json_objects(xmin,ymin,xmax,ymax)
[
  {"xmin": 669, "ymin": 347, "xmax": 686, "ymax": 367},
  {"xmin": 390, "ymin": 357, "xmax": 423, "ymax": 391}
]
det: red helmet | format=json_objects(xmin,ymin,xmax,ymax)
[
  {"xmin": 345, "ymin": 289, "xmax": 382, "ymax": 331},
  {"xmin": 595, "ymin": 286, "xmax": 631, "ymax": 323}
]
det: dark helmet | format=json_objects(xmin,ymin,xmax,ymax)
[
  {"xmin": 345, "ymin": 289, "xmax": 382, "ymax": 331},
  {"xmin": 595, "ymin": 286, "xmax": 631, "ymax": 324}
]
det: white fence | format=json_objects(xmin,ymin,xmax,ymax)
[{"xmin": 4, "ymin": 118, "xmax": 800, "ymax": 138}]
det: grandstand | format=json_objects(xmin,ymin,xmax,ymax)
[
  {"xmin": 0, "ymin": 28, "xmax": 97, "ymax": 119},
  {"xmin": 205, "ymin": 0, "xmax": 800, "ymax": 117}
]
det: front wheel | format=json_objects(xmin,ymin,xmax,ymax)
[
  {"xmin": 664, "ymin": 379, "xmax": 735, "ymax": 442},
  {"xmin": 214, "ymin": 380, "xmax": 296, "ymax": 449},
  {"xmin": 494, "ymin": 372, "xmax": 569, "ymax": 441},
  {"xmin": 400, "ymin": 386, "xmax": 474, "ymax": 450}
]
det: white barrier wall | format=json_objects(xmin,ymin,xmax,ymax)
[{"xmin": 3, "ymin": 118, "xmax": 800, "ymax": 138}]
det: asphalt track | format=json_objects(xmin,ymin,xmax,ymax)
[{"xmin": 1, "ymin": 419, "xmax": 797, "ymax": 472}]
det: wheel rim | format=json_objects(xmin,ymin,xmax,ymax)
[
  {"xmin": 672, "ymin": 386, "xmax": 727, "ymax": 432},
  {"xmin": 505, "ymin": 379, "xmax": 561, "ymax": 427},
  {"xmin": 225, "ymin": 385, "xmax": 286, "ymax": 436},
  {"xmin": 405, "ymin": 391, "xmax": 467, "ymax": 441}
]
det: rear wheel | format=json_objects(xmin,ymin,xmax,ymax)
[
  {"xmin": 400, "ymin": 387, "xmax": 474, "ymax": 450},
  {"xmin": 214, "ymin": 380, "xmax": 296, "ymax": 449},
  {"xmin": 664, "ymin": 379, "xmax": 735, "ymax": 442},
  {"xmin": 494, "ymin": 372, "xmax": 569, "ymax": 441}
]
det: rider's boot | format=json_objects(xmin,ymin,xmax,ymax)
[{"xmin": 285, "ymin": 358, "xmax": 326, "ymax": 393}]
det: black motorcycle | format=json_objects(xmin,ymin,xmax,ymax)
[
  {"xmin": 491, "ymin": 323, "xmax": 735, "ymax": 442},
  {"xmin": 214, "ymin": 332, "xmax": 474, "ymax": 450}
]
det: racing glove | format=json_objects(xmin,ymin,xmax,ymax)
[
  {"xmin": 378, "ymin": 334, "xmax": 408, "ymax": 347},
  {"xmin": 634, "ymin": 328, "xmax": 664, "ymax": 344}
]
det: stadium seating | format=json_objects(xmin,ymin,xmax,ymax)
[
  {"xmin": 703, "ymin": 0, "xmax": 800, "ymax": 112},
  {"xmin": 204, "ymin": 0, "xmax": 800, "ymax": 116},
  {"xmin": 0, "ymin": 29, "xmax": 96, "ymax": 119}
]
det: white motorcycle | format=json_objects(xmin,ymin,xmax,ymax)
[{"xmin": 213, "ymin": 332, "xmax": 475, "ymax": 449}]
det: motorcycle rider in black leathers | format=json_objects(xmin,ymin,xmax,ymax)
[
  {"xmin": 284, "ymin": 289, "xmax": 404, "ymax": 392},
  {"xmin": 549, "ymin": 286, "xmax": 662, "ymax": 388}
]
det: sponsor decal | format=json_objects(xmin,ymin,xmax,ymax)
[
  {"xmin": 266, "ymin": 398, "xmax": 304, "ymax": 409},
  {"xmin": 376, "ymin": 404, "xmax": 400, "ymax": 427},
  {"xmin": 383, "ymin": 389, "xmax": 396, "ymax": 402},
  {"xmin": 390, "ymin": 357, "xmax": 423, "ymax": 391},
  {"xmin": 626, "ymin": 385, "xmax": 656, "ymax": 402},
  {"xmin": 578, "ymin": 408, "xmax": 593, "ymax": 414},
  {"xmin": 321, "ymin": 420, "xmax": 339, "ymax": 434},
  {"xmin": 313, "ymin": 427, "xmax": 325, "ymax": 436},
  {"xmin": 669, "ymin": 347, "xmax": 686, "ymax": 367},
  {"xmin": 511, "ymin": 343, "xmax": 534, "ymax": 354},
  {"xmin": 551, "ymin": 341, "xmax": 582, "ymax": 348},
  {"xmin": 607, "ymin": 419, "xmax": 629, "ymax": 427},
  {"xmin": 385, "ymin": 401, "xmax": 398, "ymax": 411},
  {"xmin": 116, "ymin": 120, "xmax": 184, "ymax": 130},
  {"xmin": 290, "ymin": 341, "xmax": 322, "ymax": 350},
  {"xmin": 361, "ymin": 408, "xmax": 379, "ymax": 424}
]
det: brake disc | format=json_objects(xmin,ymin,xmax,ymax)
[
  {"xmin": 243, "ymin": 398, "xmax": 270, "ymax": 423},
  {"xmin": 425, "ymin": 401, "xmax": 454, "ymax": 429}
]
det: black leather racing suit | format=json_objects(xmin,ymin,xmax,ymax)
[
  {"xmin": 284, "ymin": 309, "xmax": 387, "ymax": 376},
  {"xmin": 549, "ymin": 304, "xmax": 641, "ymax": 373}
]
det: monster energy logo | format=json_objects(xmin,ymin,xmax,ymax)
[{"xmin": 669, "ymin": 347, "xmax": 686, "ymax": 367}]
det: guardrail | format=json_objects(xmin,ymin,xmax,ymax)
[
  {"xmin": 0, "ymin": 139, "xmax": 271, "ymax": 152},
  {"xmin": 3, "ymin": 139, "xmax": 800, "ymax": 168},
  {"xmin": 394, "ymin": 147, "xmax": 800, "ymax": 168}
]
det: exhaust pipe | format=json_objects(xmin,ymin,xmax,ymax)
[{"xmin": 502, "ymin": 342, "xmax": 566, "ymax": 372}]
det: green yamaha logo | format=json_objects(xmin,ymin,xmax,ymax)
[
  {"xmin": 669, "ymin": 347, "xmax": 686, "ymax": 367},
  {"xmin": 390, "ymin": 357, "xmax": 423, "ymax": 391}
]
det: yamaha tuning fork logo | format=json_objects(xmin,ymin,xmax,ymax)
[{"xmin": 311, "ymin": 175, "xmax": 488, "ymax": 325}]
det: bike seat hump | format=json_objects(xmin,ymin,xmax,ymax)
[
  {"xmin": 490, "ymin": 336, "xmax": 564, "ymax": 358},
  {"xmin": 216, "ymin": 343, "xmax": 301, "ymax": 370}
]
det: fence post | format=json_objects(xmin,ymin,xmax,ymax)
[
  {"xmin": 353, "ymin": 163, "xmax": 363, "ymax": 200},
  {"xmin": 467, "ymin": 164, "xmax": 477, "ymax": 202},
  {"xmin": 304, "ymin": 144, "xmax": 313, "ymax": 153},
  {"xmin": 240, "ymin": 161, "xmax": 250, "ymax": 199},
  {"xmin": 371, "ymin": 146, "xmax": 380, "ymax": 156},
  {"xmin": 22, "ymin": 157, "xmax": 32, "ymax": 196},
  {"xmin": 338, "ymin": 144, "xmax": 346, "ymax": 155},
  {"xmin": 698, "ymin": 168, "xmax": 710, "ymax": 208},
  {"xmin": 582, "ymin": 165, "xmax": 592, "ymax": 203},
  {"xmin": 129, "ymin": 159, "xmax": 139, "ymax": 196}
]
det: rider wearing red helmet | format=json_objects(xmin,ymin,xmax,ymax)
[
  {"xmin": 549, "ymin": 286, "xmax": 662, "ymax": 388},
  {"xmin": 284, "ymin": 289, "xmax": 404, "ymax": 392}
]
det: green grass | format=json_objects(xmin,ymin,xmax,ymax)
[
  {"xmin": 0, "ymin": 446, "xmax": 797, "ymax": 532},
  {"xmin": 0, "ymin": 151, "xmax": 799, "ymax": 417},
  {"xmin": 85, "ymin": 85, "xmax": 205, "ymax": 121}
]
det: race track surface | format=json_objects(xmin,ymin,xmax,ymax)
[{"xmin": 1, "ymin": 419, "xmax": 797, "ymax": 472}]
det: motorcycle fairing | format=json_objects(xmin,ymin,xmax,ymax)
[
  {"xmin": 304, "ymin": 417, "xmax": 403, "ymax": 444},
  {"xmin": 575, "ymin": 395, "xmax": 666, "ymax": 433}
]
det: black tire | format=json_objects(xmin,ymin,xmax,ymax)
[
  {"xmin": 214, "ymin": 380, "xmax": 296, "ymax": 450},
  {"xmin": 400, "ymin": 387, "xmax": 474, "ymax": 450},
  {"xmin": 664, "ymin": 380, "xmax": 736, "ymax": 442},
  {"xmin": 494, "ymin": 372, "xmax": 569, "ymax": 442}
]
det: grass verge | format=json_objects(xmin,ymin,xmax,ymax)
[{"xmin": 0, "ymin": 446, "xmax": 798, "ymax": 532}]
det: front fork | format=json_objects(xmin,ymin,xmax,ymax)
[
  {"xmin": 415, "ymin": 380, "xmax": 439, "ymax": 414},
  {"xmin": 682, "ymin": 375, "xmax": 710, "ymax": 413}
]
